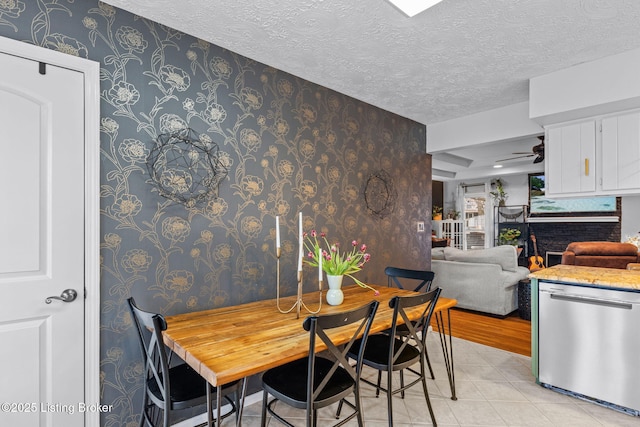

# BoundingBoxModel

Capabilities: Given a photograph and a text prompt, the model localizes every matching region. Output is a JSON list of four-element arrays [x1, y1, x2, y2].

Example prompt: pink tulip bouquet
[[303, 230, 378, 295]]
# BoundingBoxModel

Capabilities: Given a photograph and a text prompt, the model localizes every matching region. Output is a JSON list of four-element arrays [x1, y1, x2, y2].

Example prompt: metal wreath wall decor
[[364, 170, 397, 219], [146, 128, 228, 206]]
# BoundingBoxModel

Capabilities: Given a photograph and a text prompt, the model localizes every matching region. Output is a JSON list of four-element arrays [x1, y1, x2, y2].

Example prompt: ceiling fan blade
[[496, 154, 534, 162], [533, 155, 544, 164], [511, 152, 532, 154]]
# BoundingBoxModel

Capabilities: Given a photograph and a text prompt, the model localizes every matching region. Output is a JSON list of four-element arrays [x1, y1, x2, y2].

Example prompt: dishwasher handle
[[549, 292, 633, 310]]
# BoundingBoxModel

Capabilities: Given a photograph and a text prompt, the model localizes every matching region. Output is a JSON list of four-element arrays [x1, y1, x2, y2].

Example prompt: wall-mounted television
[[528, 174, 616, 214]]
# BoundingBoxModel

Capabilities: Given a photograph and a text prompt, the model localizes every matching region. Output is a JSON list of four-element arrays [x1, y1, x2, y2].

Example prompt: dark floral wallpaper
[[0, 1, 431, 425]]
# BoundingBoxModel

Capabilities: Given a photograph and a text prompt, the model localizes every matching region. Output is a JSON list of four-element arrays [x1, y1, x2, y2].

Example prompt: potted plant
[[498, 228, 521, 246], [303, 230, 378, 304], [432, 205, 443, 220], [490, 178, 508, 206]]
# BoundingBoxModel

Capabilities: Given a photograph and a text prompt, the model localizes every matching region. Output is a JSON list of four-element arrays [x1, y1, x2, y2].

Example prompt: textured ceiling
[[101, 0, 640, 179], [101, 0, 640, 125]]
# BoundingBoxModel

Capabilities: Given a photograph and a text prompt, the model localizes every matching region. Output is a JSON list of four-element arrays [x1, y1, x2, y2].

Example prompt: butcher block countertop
[[529, 265, 640, 290]]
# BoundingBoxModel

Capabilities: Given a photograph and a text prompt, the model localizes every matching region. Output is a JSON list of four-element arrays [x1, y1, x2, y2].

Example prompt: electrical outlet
[[417, 221, 425, 233]]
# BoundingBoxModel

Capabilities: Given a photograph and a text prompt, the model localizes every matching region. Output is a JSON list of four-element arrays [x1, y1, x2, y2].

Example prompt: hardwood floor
[[433, 308, 531, 356]]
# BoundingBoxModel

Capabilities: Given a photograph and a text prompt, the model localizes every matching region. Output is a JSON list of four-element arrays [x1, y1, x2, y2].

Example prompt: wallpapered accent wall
[[0, 1, 430, 425]]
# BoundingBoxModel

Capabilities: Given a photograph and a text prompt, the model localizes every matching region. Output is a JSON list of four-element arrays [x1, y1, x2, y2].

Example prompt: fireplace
[[526, 199, 622, 266], [545, 251, 563, 267]]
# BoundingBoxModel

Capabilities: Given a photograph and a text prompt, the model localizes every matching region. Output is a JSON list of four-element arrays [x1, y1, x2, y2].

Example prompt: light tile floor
[[238, 334, 639, 426]]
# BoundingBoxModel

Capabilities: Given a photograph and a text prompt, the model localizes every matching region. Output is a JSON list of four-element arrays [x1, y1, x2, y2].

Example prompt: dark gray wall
[[0, 1, 431, 424]]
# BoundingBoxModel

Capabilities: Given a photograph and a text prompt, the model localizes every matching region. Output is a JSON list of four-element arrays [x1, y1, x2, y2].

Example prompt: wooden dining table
[[163, 284, 457, 426]]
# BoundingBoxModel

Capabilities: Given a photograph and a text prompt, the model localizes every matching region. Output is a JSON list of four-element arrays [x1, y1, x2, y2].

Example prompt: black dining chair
[[385, 266, 436, 380], [260, 300, 379, 427], [128, 297, 242, 427], [385, 266, 435, 293], [341, 288, 442, 427]]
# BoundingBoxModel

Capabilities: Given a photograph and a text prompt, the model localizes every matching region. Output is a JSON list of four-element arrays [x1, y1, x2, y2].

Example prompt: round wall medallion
[[364, 170, 396, 218]]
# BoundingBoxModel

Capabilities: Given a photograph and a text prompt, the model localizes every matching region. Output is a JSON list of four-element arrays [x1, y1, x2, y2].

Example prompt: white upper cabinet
[[532, 49, 640, 197], [546, 120, 596, 196], [601, 111, 640, 192], [545, 110, 640, 197]]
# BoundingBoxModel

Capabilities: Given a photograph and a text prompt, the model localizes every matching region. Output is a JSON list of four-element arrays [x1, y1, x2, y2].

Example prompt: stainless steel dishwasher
[[539, 281, 640, 414]]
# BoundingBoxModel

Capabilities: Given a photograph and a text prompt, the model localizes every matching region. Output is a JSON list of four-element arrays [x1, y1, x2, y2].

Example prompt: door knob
[[45, 289, 78, 304]]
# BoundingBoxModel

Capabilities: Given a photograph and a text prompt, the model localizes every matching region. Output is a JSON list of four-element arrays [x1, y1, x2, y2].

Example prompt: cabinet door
[[546, 121, 596, 196], [601, 111, 640, 191]]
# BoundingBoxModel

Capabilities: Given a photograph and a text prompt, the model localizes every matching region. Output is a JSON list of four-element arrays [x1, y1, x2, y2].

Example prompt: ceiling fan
[[496, 136, 545, 164]]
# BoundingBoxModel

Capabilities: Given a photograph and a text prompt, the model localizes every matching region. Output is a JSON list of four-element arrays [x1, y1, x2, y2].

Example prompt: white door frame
[[0, 36, 100, 425]]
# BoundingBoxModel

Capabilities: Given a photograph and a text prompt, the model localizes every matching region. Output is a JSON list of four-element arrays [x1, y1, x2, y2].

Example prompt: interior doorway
[[0, 35, 100, 426], [460, 183, 488, 250]]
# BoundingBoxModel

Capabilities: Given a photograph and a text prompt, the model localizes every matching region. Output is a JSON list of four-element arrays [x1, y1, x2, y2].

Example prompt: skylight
[[387, 0, 444, 17]]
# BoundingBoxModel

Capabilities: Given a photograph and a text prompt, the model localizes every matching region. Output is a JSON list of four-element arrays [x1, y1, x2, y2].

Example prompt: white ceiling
[[431, 136, 545, 181], [101, 0, 640, 180]]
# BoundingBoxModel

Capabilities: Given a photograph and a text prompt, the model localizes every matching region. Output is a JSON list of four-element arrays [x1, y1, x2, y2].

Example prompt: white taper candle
[[275, 216, 280, 249], [298, 212, 303, 272]]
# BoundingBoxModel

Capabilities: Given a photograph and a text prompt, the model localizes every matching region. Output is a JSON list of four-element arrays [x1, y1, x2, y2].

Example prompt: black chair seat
[[394, 323, 410, 334], [352, 335, 420, 370], [261, 301, 379, 427], [147, 364, 240, 410], [147, 364, 206, 408], [262, 357, 355, 408], [128, 297, 242, 427]]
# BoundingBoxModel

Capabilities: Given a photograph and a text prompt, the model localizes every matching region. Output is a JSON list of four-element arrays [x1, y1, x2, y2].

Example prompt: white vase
[[325, 274, 344, 306]]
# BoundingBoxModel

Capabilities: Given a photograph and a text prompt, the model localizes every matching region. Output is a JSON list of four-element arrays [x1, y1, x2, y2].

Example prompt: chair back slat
[[303, 300, 379, 406], [388, 288, 442, 365], [128, 298, 172, 409], [385, 266, 434, 292]]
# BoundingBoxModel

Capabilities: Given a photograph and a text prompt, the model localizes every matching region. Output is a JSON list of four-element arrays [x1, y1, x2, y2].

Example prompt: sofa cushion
[[444, 245, 518, 272], [566, 241, 639, 257], [431, 247, 446, 260], [562, 241, 640, 269]]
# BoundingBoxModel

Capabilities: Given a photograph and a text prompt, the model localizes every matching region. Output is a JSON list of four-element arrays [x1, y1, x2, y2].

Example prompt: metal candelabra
[[275, 248, 322, 318]]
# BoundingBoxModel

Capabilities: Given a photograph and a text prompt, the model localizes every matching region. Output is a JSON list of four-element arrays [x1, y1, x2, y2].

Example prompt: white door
[[0, 51, 85, 426]]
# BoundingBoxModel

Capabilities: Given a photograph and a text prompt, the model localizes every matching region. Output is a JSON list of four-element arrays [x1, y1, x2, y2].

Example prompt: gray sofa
[[430, 245, 530, 316]]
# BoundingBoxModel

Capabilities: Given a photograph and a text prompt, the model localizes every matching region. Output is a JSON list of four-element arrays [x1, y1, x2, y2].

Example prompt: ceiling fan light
[[386, 0, 444, 17]]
